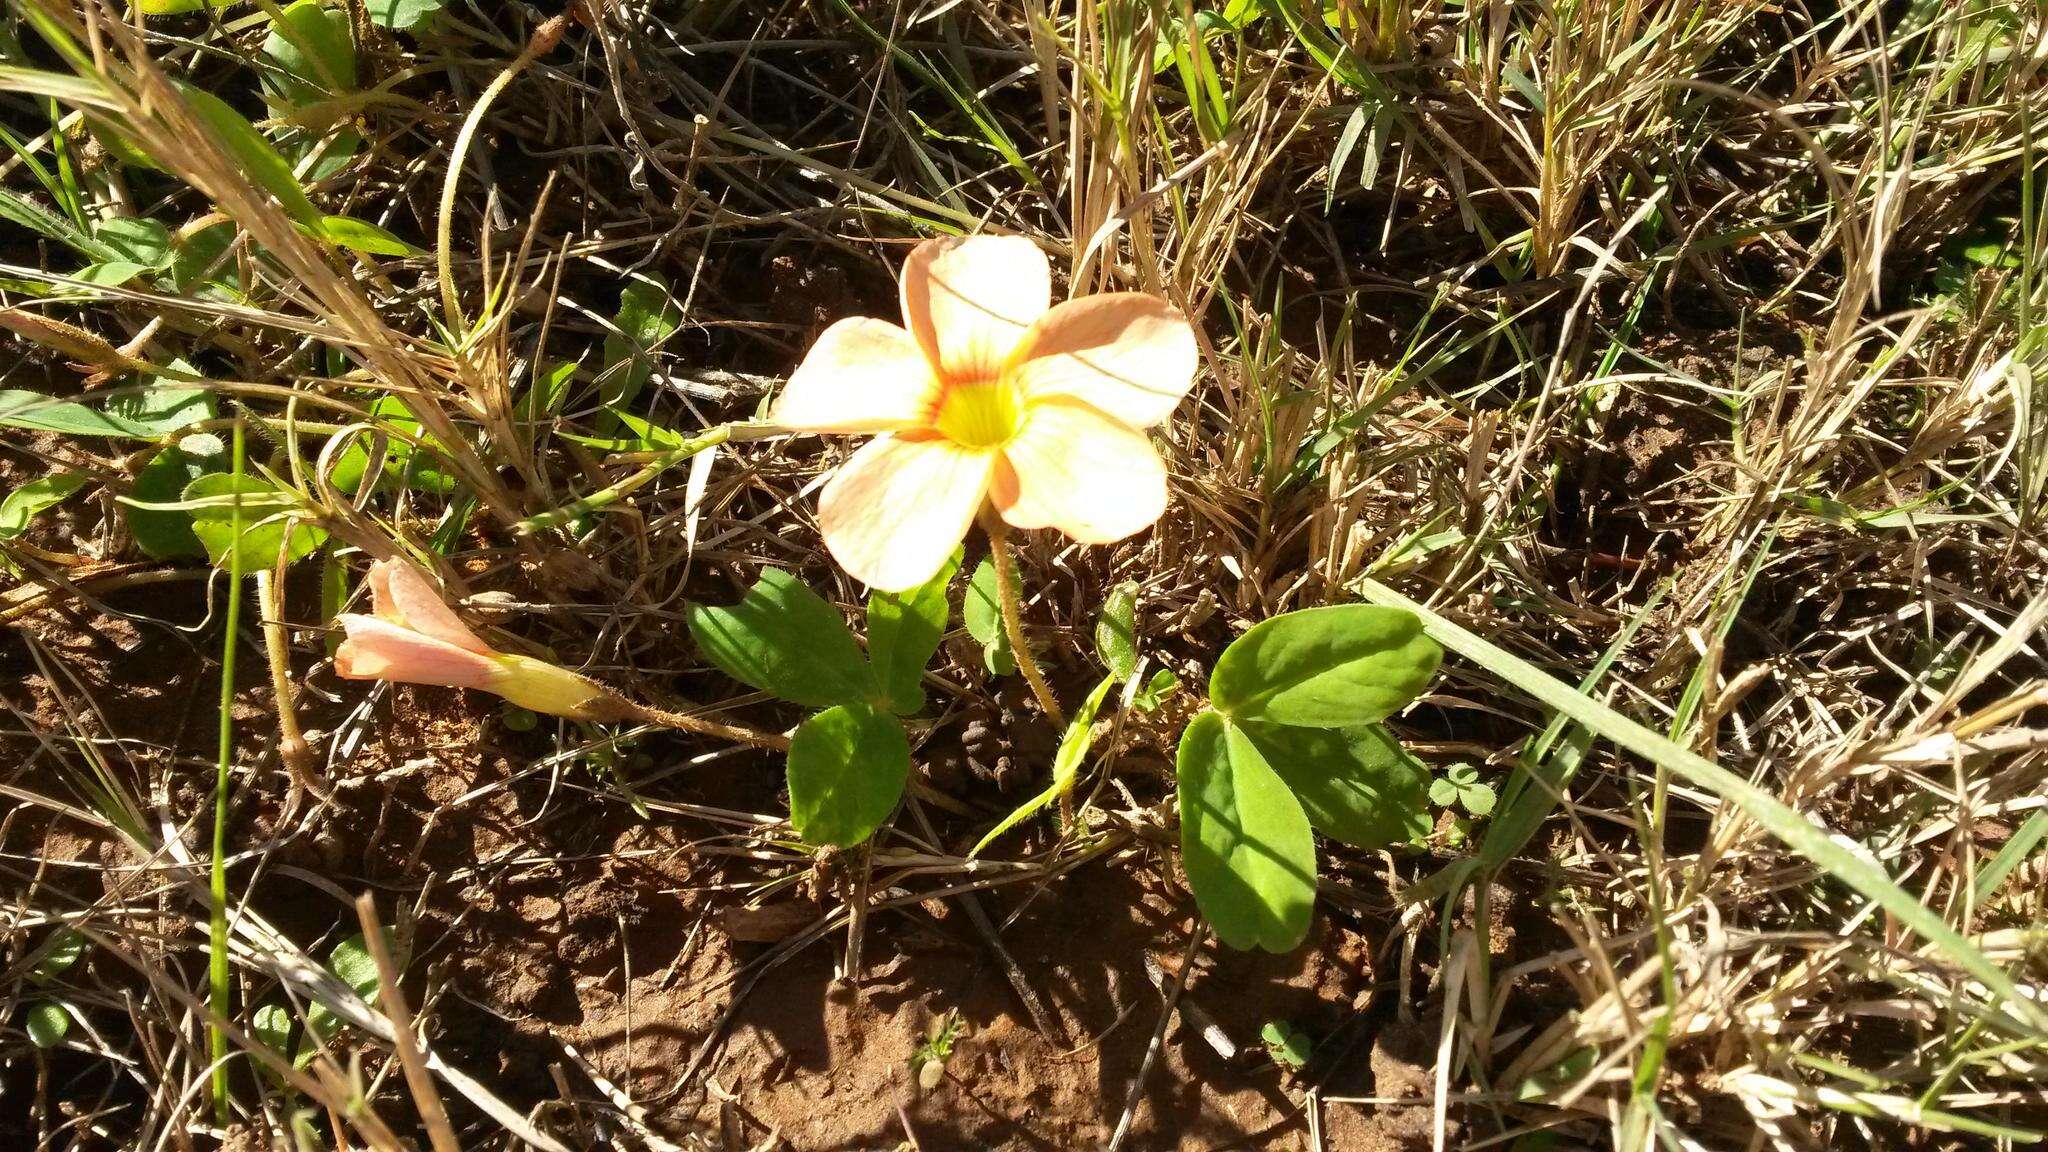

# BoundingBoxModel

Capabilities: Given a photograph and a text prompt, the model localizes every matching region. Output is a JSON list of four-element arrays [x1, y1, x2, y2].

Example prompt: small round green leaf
[[29, 928, 86, 983], [1460, 782, 1497, 818], [1209, 605, 1441, 728], [364, 0, 445, 31], [1176, 711, 1316, 953], [786, 703, 910, 848], [25, 1002, 70, 1048]]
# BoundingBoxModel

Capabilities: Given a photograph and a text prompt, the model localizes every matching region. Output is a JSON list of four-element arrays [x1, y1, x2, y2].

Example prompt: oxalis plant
[[686, 557, 1443, 955], [304, 230, 1452, 955], [1170, 605, 1441, 952]]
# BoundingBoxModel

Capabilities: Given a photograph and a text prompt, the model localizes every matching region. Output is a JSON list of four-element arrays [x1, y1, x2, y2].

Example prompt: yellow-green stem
[[207, 420, 245, 1122], [987, 521, 1066, 727], [256, 567, 327, 812]]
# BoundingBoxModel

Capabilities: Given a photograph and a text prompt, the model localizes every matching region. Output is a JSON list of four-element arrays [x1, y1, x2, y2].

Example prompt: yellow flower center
[[932, 377, 1024, 449]]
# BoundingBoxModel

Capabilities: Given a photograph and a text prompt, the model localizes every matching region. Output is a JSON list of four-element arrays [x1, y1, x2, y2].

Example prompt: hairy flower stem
[[257, 566, 329, 816], [987, 521, 1066, 727], [617, 703, 792, 752]]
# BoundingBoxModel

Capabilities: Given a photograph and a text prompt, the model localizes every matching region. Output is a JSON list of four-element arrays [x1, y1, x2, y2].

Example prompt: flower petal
[[367, 559, 494, 654], [771, 317, 940, 433], [334, 614, 503, 690], [992, 399, 1167, 544], [901, 235, 1050, 384], [820, 434, 994, 592], [1007, 293, 1198, 428]]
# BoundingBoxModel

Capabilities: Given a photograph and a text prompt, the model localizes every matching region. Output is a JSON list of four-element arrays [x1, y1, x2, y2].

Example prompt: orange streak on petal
[[992, 399, 1167, 545], [900, 235, 1050, 385], [772, 316, 940, 434], [1008, 293, 1199, 429], [820, 434, 995, 592]]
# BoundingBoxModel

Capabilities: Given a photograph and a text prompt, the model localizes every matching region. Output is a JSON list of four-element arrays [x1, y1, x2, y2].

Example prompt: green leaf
[[262, 0, 356, 111], [516, 358, 577, 423], [0, 473, 90, 539], [867, 550, 959, 714], [962, 558, 1015, 676], [1429, 777, 1459, 808], [252, 1002, 295, 1078], [600, 273, 683, 417], [1094, 581, 1140, 681], [171, 222, 246, 300], [181, 473, 327, 571], [972, 676, 1117, 856], [364, 0, 445, 30], [25, 1002, 69, 1048], [1176, 711, 1316, 952], [171, 82, 320, 224], [1135, 667, 1180, 712], [1209, 605, 1441, 728], [304, 929, 394, 1048], [126, 445, 212, 559], [29, 929, 86, 982], [786, 703, 910, 847], [328, 396, 456, 495], [107, 362, 215, 434], [93, 217, 173, 269], [73, 260, 150, 286], [0, 390, 161, 437], [306, 214, 418, 257], [1459, 782, 1496, 818], [253, 1002, 293, 1054], [1243, 722, 1432, 849], [687, 569, 873, 709], [1261, 1020, 1312, 1069]]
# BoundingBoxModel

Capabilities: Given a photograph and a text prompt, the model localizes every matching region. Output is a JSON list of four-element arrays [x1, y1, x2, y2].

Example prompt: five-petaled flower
[[335, 559, 617, 719], [772, 235, 1199, 592]]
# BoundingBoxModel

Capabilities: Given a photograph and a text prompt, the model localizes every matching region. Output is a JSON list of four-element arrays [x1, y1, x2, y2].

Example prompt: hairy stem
[[256, 567, 329, 815], [987, 521, 1066, 727], [615, 702, 792, 752]]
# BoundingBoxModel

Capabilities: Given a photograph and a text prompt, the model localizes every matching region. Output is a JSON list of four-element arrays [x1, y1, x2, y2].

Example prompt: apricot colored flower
[[335, 559, 614, 719], [772, 235, 1199, 592]]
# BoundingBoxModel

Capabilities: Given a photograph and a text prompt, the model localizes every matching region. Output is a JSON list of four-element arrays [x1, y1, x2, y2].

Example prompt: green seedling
[[1430, 762, 1497, 818], [909, 1011, 962, 1091], [20, 927, 86, 1049], [688, 557, 959, 848], [1173, 605, 1442, 952], [1261, 1019, 1313, 1070]]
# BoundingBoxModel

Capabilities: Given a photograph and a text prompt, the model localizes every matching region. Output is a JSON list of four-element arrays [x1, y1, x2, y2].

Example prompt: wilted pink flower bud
[[335, 560, 616, 719]]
